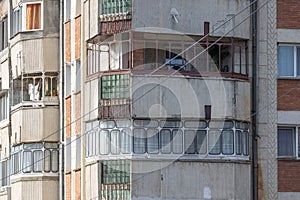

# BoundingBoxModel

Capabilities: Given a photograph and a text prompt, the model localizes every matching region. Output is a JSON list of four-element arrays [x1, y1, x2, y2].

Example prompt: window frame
[[277, 126, 299, 159], [277, 44, 300, 78], [0, 16, 8, 51], [12, 2, 43, 36]]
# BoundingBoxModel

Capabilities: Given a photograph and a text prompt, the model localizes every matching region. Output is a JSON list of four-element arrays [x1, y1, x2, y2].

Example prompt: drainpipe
[[59, 0, 65, 199], [251, 0, 258, 200]]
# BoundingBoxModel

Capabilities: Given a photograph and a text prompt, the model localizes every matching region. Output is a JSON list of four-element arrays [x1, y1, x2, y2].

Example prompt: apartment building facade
[[0, 0, 61, 199], [0, 0, 299, 199]]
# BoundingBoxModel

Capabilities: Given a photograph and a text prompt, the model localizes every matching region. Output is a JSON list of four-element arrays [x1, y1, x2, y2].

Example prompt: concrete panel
[[89, 0, 99, 38], [11, 177, 58, 200], [43, 0, 60, 35], [85, 163, 99, 200], [89, 78, 99, 120], [0, 0, 8, 15], [132, 0, 250, 39], [278, 111, 300, 125], [0, 126, 10, 158], [132, 160, 251, 200], [83, 1, 90, 40], [278, 29, 300, 43], [278, 192, 300, 200], [0, 60, 9, 89], [132, 76, 250, 120], [43, 38, 59, 72], [11, 106, 59, 143]]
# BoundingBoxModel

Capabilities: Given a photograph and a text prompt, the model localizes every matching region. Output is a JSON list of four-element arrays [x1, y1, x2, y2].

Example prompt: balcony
[[87, 31, 248, 79]]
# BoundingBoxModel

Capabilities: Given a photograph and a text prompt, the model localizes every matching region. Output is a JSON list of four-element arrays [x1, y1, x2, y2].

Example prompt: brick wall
[[277, 79, 300, 110], [65, 22, 71, 62], [75, 93, 81, 135], [75, 171, 81, 200], [65, 173, 71, 200], [66, 96, 71, 138], [277, 0, 300, 29], [278, 160, 300, 192], [75, 16, 81, 59]]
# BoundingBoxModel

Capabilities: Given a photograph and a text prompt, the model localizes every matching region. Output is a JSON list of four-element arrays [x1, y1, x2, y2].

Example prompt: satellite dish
[[170, 8, 179, 24]]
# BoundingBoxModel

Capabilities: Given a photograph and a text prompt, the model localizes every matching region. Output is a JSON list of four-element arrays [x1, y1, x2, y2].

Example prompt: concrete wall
[[85, 163, 99, 200], [11, 38, 59, 78], [132, 160, 251, 200], [132, 75, 250, 120], [279, 192, 300, 200], [0, 0, 8, 16], [11, 177, 58, 200], [84, 77, 99, 121], [83, 0, 99, 40], [132, 0, 250, 38], [0, 52, 9, 90], [11, 106, 59, 143]]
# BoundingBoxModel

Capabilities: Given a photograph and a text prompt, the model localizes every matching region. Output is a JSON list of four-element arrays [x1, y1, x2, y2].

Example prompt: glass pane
[[133, 129, 146, 154], [100, 120, 115, 129], [116, 120, 131, 128], [236, 130, 242, 155], [111, 130, 120, 154], [160, 120, 182, 128], [278, 128, 295, 157], [44, 150, 51, 172], [278, 46, 294, 76], [45, 143, 59, 149], [184, 130, 196, 154], [222, 130, 234, 155], [100, 130, 110, 155], [172, 130, 183, 154], [209, 121, 233, 129], [208, 130, 221, 155], [23, 151, 32, 173], [208, 44, 220, 72], [147, 129, 159, 154], [242, 131, 249, 156], [33, 150, 43, 172], [121, 129, 132, 154], [133, 120, 158, 128], [184, 120, 207, 129], [144, 41, 157, 70], [161, 129, 171, 154], [196, 130, 207, 154], [220, 45, 232, 73], [51, 150, 59, 172]]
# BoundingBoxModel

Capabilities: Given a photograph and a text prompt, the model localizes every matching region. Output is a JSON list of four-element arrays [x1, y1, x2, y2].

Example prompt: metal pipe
[[59, 0, 65, 198], [251, 0, 258, 200]]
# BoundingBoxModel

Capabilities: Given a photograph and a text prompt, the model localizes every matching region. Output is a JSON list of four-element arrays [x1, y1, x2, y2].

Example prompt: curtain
[[196, 130, 207, 154], [208, 130, 221, 154], [33, 150, 43, 172], [278, 46, 294, 76], [222, 130, 234, 155], [147, 129, 159, 154], [133, 129, 146, 153], [173, 130, 183, 154], [26, 4, 41, 30], [278, 129, 295, 157]]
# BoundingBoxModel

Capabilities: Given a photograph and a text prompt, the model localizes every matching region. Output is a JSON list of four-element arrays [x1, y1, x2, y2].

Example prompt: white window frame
[[12, 2, 43, 35], [278, 44, 300, 78], [278, 126, 300, 159]]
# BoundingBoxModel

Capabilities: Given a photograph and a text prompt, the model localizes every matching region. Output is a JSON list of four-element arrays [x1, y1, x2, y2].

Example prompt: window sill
[[10, 173, 59, 183], [277, 157, 300, 161], [277, 77, 300, 80]]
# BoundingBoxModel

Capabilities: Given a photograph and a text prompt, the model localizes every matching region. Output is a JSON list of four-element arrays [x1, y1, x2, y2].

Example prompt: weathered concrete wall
[[257, 0, 278, 199], [85, 163, 99, 200], [132, 0, 250, 39], [11, 106, 59, 143], [132, 160, 251, 200], [0, 53, 9, 89], [11, 38, 59, 77], [278, 192, 300, 200], [84, 77, 99, 121], [11, 177, 58, 200], [132, 75, 250, 121]]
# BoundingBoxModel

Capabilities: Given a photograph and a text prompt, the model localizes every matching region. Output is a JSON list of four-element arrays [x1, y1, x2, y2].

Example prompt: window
[[0, 91, 8, 122], [85, 119, 249, 158], [11, 143, 59, 175], [101, 0, 132, 15], [12, 73, 59, 105], [65, 64, 71, 97], [87, 35, 130, 75], [0, 159, 9, 187], [278, 127, 300, 158], [101, 74, 130, 99], [278, 45, 300, 77], [12, 2, 42, 35], [75, 59, 81, 92], [0, 16, 8, 51], [101, 160, 130, 200]]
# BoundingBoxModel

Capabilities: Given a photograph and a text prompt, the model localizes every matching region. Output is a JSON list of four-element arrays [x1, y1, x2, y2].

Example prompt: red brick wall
[[278, 79, 300, 110], [65, 173, 71, 200], [277, 0, 300, 29], [75, 93, 81, 135], [75, 171, 81, 200], [66, 96, 71, 138], [278, 160, 300, 192], [65, 22, 71, 62], [75, 16, 81, 59]]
